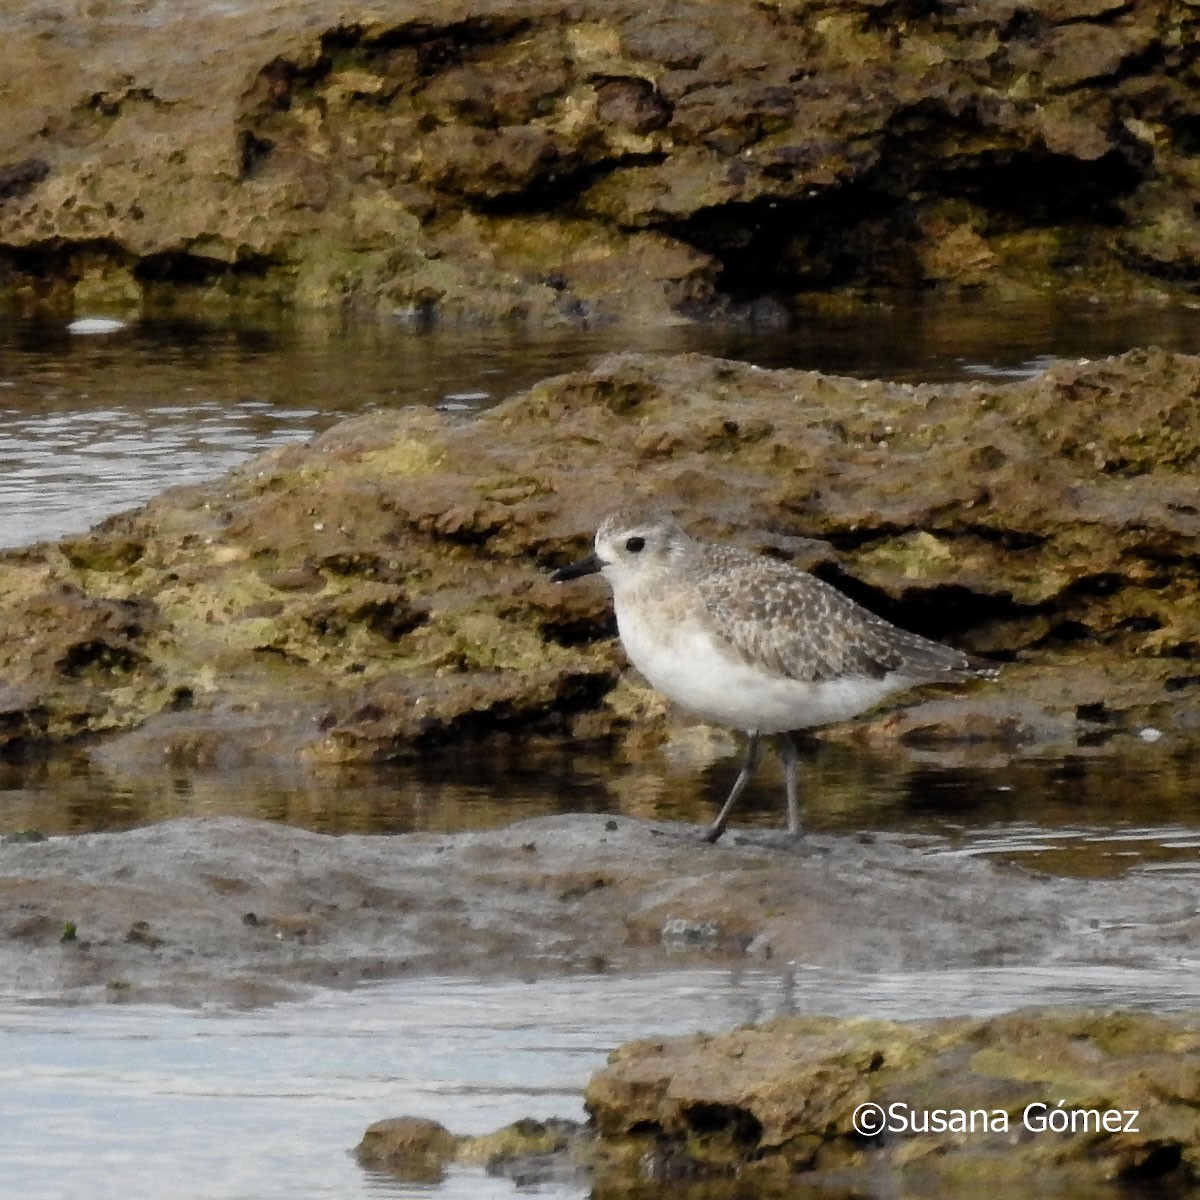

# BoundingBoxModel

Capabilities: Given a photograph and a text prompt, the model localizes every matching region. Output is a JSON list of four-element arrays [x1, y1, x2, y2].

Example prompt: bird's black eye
[[625, 536, 646, 553]]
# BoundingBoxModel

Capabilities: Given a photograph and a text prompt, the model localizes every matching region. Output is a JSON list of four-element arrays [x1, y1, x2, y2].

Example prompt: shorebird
[[552, 510, 998, 842]]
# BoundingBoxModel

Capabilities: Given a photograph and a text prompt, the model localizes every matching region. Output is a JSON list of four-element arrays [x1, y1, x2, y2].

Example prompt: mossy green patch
[[356, 437, 444, 478]]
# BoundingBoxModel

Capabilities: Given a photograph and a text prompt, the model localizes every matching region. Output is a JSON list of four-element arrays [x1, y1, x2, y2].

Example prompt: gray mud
[[2, 814, 1194, 1007]]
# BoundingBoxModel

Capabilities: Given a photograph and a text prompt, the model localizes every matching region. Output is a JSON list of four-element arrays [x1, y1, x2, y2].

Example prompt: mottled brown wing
[[693, 546, 987, 683]]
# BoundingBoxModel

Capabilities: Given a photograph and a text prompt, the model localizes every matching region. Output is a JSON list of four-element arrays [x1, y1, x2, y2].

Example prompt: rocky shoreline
[[4, 805, 1197, 1191], [2, 0, 1199, 323], [4, 3, 1200, 1191], [3, 347, 1200, 771], [1, 341, 1199, 1191], [358, 1007, 1200, 1196]]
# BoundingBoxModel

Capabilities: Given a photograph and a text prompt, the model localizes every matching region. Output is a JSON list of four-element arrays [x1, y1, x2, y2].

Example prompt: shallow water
[[4, 298, 1200, 546], [5, 962, 1200, 1200], [3, 735, 1198, 879], [4, 299, 1200, 1196]]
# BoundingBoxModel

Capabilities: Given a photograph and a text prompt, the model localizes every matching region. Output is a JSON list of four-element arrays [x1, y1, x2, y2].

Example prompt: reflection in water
[[4, 964, 1200, 1200], [4, 298, 1200, 545], [2, 735, 1198, 879]]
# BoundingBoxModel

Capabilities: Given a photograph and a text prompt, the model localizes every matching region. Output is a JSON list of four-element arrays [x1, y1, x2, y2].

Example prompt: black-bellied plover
[[552, 510, 999, 843]]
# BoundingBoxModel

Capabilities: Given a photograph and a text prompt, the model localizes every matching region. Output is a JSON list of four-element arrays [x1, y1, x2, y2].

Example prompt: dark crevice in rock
[[242, 14, 537, 126], [960, 525, 1049, 552], [1117, 1140, 1184, 1181], [681, 1102, 764, 1148], [812, 569, 1030, 645], [410, 671, 619, 749], [818, 526, 926, 554], [87, 86, 168, 119], [0, 705, 52, 759], [1118, 236, 1200, 284], [468, 153, 669, 216], [664, 100, 1150, 296], [326, 14, 536, 70], [238, 130, 276, 179], [540, 611, 618, 649], [55, 639, 147, 679], [133, 251, 279, 285], [670, 189, 906, 296], [5, 236, 132, 277], [304, 596, 428, 644], [1126, 548, 1200, 571], [1046, 40, 1168, 98], [626, 1120, 665, 1137], [0, 157, 50, 202], [1118, 614, 1162, 634], [1173, 114, 1200, 157], [861, 0, 961, 32], [1030, 618, 1095, 647], [1062, 572, 1127, 598], [909, 145, 1147, 227]]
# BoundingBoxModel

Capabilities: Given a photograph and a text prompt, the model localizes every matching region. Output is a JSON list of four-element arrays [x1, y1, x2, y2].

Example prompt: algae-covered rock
[[355, 1116, 589, 1190], [354, 1115, 460, 1181], [357, 1008, 1200, 1196], [581, 1009, 1200, 1192], [457, 1115, 586, 1189], [1, 0, 1199, 322], [3, 347, 1200, 762]]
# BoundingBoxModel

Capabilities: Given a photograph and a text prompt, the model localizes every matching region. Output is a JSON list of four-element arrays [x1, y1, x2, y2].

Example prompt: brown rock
[[355, 1116, 459, 1182], [0, 0, 1198, 321], [259, 567, 325, 593], [583, 1009, 1200, 1188], [3, 348, 1200, 761], [1036, 23, 1147, 91]]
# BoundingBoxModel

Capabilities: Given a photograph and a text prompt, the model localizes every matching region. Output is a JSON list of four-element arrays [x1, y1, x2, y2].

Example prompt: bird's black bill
[[550, 552, 604, 582]]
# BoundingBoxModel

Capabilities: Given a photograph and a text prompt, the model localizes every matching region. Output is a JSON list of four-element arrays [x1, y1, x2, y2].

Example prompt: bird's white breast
[[614, 592, 909, 734]]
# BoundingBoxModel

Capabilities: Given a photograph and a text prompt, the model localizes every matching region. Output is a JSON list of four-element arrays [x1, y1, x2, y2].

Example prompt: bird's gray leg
[[703, 733, 763, 844], [775, 732, 802, 836]]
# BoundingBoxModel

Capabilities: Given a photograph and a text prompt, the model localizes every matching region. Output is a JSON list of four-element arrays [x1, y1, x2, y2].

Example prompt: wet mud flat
[[1, 812, 1195, 1007], [13, 810, 1191, 1198]]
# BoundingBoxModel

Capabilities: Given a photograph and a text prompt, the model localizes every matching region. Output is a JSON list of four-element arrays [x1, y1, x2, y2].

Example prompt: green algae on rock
[[1, 0, 1200, 323], [578, 1009, 1200, 1193], [355, 1115, 460, 1182], [357, 1116, 588, 1190], [3, 348, 1200, 762], [353, 1009, 1200, 1196]]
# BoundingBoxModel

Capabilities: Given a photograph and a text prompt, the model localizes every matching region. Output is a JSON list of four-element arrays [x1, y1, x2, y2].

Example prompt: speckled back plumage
[[691, 540, 994, 685]]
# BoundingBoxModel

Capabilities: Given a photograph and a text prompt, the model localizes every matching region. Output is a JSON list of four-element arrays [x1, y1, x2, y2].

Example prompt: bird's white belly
[[615, 602, 908, 734]]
